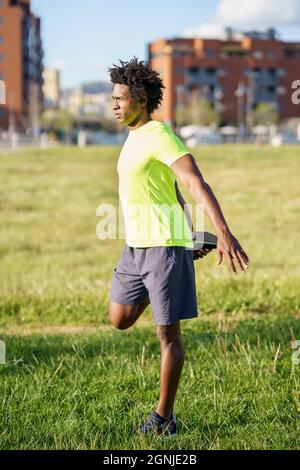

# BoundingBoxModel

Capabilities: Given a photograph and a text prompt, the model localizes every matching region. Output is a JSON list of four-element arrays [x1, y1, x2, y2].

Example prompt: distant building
[[61, 81, 113, 118], [43, 69, 61, 109], [0, 0, 44, 131], [148, 28, 300, 126]]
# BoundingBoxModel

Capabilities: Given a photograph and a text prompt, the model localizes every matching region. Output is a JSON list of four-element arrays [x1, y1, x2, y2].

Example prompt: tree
[[250, 102, 279, 126], [41, 109, 74, 142], [175, 89, 219, 127]]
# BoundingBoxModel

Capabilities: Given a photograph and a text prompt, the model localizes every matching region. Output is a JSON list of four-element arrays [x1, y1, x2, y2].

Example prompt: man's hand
[[193, 247, 213, 260], [216, 230, 250, 275]]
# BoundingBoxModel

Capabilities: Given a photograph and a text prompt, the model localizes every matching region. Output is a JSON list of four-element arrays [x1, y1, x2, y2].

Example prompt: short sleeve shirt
[[117, 120, 194, 248]]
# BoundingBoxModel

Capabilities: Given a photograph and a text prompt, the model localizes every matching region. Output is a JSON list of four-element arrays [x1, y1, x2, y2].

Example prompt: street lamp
[[235, 81, 247, 141]]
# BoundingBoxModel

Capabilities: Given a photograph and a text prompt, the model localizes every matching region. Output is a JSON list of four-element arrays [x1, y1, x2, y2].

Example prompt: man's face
[[112, 84, 146, 126]]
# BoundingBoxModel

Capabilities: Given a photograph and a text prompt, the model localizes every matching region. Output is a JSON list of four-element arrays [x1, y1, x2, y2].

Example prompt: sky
[[31, 0, 300, 90]]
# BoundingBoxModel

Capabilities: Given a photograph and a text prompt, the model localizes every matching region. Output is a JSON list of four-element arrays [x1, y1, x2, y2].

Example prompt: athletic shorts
[[110, 243, 198, 326]]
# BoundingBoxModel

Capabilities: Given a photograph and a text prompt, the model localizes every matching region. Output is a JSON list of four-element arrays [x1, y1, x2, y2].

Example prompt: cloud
[[214, 0, 300, 28], [183, 0, 300, 38], [183, 23, 227, 39]]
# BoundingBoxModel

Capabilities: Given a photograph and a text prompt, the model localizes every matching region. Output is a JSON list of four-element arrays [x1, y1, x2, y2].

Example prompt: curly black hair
[[108, 56, 165, 114]]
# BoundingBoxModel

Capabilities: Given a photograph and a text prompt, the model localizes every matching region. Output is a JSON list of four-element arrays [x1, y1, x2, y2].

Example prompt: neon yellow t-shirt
[[117, 120, 194, 248]]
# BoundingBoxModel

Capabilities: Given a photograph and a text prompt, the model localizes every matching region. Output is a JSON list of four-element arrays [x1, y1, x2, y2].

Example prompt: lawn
[[0, 144, 299, 449]]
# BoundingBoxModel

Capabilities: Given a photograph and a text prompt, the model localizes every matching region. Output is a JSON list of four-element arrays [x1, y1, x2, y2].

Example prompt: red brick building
[[0, 0, 43, 131], [148, 29, 300, 126]]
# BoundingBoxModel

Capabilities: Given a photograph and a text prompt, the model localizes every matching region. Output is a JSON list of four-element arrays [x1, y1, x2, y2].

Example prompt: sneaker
[[138, 411, 177, 436]]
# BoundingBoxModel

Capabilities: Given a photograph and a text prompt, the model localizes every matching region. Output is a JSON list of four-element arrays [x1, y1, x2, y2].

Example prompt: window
[[217, 69, 226, 77], [267, 51, 275, 59], [284, 49, 298, 58], [0, 71, 4, 80], [0, 17, 3, 26], [277, 68, 286, 77], [0, 36, 3, 44], [253, 51, 263, 59], [204, 48, 214, 57], [0, 53, 4, 63]]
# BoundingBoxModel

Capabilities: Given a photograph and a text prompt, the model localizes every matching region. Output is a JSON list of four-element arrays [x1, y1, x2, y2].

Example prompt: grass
[[0, 144, 300, 449]]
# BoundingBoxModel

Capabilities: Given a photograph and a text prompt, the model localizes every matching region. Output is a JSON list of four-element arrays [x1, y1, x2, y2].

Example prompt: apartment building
[[148, 29, 300, 126], [0, 0, 43, 131]]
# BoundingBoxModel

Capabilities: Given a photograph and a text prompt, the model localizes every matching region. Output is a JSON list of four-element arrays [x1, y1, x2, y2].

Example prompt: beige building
[[43, 68, 61, 109], [62, 82, 113, 118]]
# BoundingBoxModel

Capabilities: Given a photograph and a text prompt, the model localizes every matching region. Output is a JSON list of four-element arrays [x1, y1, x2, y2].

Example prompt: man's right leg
[[109, 297, 150, 330]]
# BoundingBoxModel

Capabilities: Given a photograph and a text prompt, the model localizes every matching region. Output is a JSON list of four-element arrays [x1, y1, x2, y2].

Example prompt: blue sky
[[31, 0, 300, 89]]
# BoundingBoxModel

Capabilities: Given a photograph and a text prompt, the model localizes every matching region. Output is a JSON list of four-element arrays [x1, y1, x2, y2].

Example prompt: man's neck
[[128, 115, 152, 131]]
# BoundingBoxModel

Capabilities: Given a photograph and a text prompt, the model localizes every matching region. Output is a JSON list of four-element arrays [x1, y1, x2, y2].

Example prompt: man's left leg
[[155, 321, 185, 420]]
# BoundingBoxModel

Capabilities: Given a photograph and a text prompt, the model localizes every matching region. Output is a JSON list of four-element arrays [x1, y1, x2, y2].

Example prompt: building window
[[283, 49, 300, 58], [267, 51, 275, 59], [0, 53, 4, 63], [253, 51, 263, 59], [277, 68, 286, 77], [217, 69, 226, 77], [0, 71, 3, 80], [0, 17, 3, 26], [0, 36, 3, 44], [0, 1, 3, 8], [204, 49, 214, 57]]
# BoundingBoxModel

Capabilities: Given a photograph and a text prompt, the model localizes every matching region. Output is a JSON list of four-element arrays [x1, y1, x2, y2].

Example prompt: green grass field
[[0, 144, 299, 449]]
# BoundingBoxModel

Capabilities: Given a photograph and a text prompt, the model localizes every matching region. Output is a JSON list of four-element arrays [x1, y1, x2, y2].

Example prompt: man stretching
[[108, 57, 249, 436]]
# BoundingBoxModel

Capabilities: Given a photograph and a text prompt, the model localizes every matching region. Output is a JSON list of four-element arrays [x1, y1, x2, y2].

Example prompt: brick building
[[0, 0, 43, 131], [148, 29, 300, 126]]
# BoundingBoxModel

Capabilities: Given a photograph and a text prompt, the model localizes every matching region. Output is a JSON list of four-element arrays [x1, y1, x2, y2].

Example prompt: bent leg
[[109, 297, 150, 330]]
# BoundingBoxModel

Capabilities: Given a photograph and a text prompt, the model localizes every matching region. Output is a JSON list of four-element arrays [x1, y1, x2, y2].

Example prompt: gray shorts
[[110, 244, 198, 326]]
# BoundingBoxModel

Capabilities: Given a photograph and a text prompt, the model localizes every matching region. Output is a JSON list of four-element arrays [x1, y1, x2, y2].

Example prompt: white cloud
[[183, 23, 227, 39], [215, 0, 300, 28], [183, 0, 300, 38]]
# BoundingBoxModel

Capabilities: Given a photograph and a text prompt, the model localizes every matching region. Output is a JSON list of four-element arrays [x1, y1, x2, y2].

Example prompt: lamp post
[[235, 81, 246, 142]]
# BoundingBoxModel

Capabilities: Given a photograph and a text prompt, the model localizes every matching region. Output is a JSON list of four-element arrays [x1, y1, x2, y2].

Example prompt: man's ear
[[139, 95, 148, 108]]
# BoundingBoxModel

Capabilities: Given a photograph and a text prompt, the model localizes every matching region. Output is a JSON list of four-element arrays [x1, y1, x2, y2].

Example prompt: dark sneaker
[[138, 411, 177, 436]]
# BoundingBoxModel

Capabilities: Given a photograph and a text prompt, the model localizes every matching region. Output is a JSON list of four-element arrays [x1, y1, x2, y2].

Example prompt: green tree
[[175, 90, 219, 127], [41, 109, 74, 141], [250, 102, 279, 126]]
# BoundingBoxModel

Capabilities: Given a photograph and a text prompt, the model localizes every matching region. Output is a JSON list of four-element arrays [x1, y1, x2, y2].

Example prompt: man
[[108, 57, 249, 436]]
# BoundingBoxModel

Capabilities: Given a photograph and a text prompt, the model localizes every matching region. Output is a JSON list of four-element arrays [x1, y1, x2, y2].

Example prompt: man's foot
[[138, 411, 176, 436]]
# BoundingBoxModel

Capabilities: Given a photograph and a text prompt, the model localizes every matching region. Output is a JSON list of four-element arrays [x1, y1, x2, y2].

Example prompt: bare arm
[[171, 154, 250, 274], [174, 180, 193, 231], [175, 180, 213, 260]]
